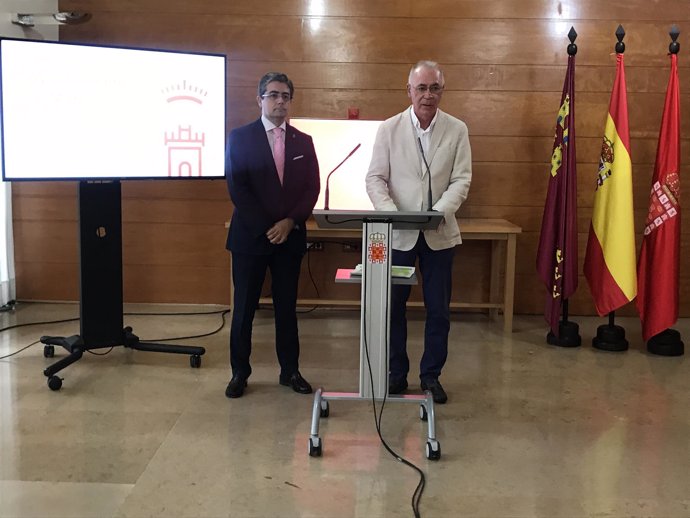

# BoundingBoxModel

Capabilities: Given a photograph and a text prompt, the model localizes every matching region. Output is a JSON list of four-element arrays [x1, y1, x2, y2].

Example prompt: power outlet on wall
[[342, 243, 359, 252], [307, 241, 324, 251]]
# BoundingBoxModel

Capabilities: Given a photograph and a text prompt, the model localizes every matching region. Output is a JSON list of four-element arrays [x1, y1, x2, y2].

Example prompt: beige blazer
[[365, 107, 472, 251]]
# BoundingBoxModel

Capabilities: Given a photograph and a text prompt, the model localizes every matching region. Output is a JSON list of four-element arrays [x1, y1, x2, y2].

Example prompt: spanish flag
[[636, 53, 681, 341], [583, 53, 637, 315]]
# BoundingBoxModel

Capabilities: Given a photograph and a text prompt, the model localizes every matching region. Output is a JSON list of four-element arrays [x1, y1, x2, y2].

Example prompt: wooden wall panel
[[9, 0, 687, 317], [515, 273, 690, 317], [15, 261, 79, 301], [123, 264, 229, 304], [225, 61, 681, 94], [61, 0, 690, 22]]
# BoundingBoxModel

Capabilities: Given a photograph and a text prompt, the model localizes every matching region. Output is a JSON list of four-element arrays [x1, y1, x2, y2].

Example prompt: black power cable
[[360, 241, 426, 518], [0, 339, 40, 360], [0, 307, 232, 359]]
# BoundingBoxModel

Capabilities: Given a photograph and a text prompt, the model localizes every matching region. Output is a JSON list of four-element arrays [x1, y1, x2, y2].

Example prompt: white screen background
[[290, 118, 382, 210], [1, 40, 226, 180]]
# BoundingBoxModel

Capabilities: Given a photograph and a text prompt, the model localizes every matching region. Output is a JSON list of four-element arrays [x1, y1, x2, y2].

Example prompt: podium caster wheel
[[43, 345, 55, 358], [308, 436, 322, 457], [426, 440, 441, 461], [420, 404, 428, 421], [320, 400, 330, 418], [190, 355, 201, 368], [47, 376, 63, 391]]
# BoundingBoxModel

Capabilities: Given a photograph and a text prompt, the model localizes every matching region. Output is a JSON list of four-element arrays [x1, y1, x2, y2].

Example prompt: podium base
[[547, 321, 581, 347], [592, 324, 628, 352], [647, 328, 684, 356], [309, 388, 441, 460]]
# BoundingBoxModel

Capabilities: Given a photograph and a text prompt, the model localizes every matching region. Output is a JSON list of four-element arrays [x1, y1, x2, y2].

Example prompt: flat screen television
[[290, 118, 382, 210], [0, 38, 226, 181]]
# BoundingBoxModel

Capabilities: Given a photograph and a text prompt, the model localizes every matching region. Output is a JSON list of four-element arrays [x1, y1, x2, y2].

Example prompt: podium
[[308, 209, 444, 460]]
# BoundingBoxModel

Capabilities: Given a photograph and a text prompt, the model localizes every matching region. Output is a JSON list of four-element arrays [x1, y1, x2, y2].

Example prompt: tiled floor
[[1, 302, 689, 517]]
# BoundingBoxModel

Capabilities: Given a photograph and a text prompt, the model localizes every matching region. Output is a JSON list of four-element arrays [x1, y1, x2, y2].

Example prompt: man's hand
[[266, 218, 295, 244]]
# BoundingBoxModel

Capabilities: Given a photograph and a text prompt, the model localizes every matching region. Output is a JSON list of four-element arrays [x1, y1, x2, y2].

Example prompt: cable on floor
[[0, 340, 40, 360], [361, 241, 426, 518], [0, 307, 232, 358]]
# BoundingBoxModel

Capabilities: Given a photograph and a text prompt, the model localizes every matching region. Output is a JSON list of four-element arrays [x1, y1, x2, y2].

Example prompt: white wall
[[0, 0, 57, 459], [0, 0, 58, 306], [0, 0, 59, 40]]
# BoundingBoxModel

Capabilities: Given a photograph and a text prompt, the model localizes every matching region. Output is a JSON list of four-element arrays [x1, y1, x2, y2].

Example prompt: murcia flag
[[536, 54, 578, 336], [636, 53, 681, 340], [584, 53, 637, 315]]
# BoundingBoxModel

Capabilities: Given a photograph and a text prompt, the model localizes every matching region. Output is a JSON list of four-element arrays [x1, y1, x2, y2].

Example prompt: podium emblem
[[367, 232, 387, 264]]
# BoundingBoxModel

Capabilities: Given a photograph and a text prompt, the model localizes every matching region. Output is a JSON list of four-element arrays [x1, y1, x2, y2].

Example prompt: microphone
[[417, 137, 434, 211], [324, 143, 361, 210]]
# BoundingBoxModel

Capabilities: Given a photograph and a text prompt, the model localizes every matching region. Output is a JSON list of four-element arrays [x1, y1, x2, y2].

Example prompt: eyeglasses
[[411, 84, 444, 95], [261, 91, 291, 102]]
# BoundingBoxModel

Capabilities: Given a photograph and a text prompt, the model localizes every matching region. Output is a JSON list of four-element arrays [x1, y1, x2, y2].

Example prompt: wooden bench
[[228, 217, 522, 333]]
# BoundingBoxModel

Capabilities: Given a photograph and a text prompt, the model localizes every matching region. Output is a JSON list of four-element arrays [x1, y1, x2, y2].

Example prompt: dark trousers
[[390, 233, 455, 382], [229, 247, 304, 378]]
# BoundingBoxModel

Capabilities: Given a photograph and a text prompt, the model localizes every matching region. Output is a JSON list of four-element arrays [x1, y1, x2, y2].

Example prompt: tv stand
[[40, 181, 205, 391]]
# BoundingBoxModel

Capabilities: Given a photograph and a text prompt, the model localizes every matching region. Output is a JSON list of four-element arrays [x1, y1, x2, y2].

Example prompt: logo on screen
[[162, 80, 208, 104], [163, 80, 208, 176], [164, 126, 205, 176]]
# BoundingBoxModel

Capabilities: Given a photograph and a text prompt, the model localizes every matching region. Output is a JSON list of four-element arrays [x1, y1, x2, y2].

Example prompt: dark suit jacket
[[225, 118, 320, 255]]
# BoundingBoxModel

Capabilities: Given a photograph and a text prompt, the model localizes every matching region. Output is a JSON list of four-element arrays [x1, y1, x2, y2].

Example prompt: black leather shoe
[[279, 371, 312, 394], [225, 374, 248, 398], [421, 379, 448, 404], [388, 377, 408, 395]]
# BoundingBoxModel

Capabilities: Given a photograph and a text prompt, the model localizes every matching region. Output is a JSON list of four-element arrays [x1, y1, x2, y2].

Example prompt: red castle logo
[[162, 80, 208, 104], [163, 80, 208, 176], [165, 126, 205, 176]]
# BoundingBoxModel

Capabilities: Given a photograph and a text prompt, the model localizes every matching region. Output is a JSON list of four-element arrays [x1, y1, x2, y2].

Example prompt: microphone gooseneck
[[417, 137, 433, 211], [324, 143, 362, 210]]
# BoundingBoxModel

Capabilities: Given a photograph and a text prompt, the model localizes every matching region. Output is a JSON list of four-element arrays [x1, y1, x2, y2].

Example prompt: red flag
[[636, 53, 681, 341], [536, 54, 578, 336]]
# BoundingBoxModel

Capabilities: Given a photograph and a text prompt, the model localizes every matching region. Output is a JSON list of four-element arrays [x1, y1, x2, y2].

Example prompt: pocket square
[[292, 155, 304, 161]]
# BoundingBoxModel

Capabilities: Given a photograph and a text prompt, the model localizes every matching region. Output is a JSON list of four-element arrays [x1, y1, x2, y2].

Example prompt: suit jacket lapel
[[403, 112, 425, 179], [427, 110, 447, 166]]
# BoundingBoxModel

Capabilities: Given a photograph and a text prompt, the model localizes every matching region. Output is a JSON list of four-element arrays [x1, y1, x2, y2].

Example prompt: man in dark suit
[[224, 72, 320, 398]]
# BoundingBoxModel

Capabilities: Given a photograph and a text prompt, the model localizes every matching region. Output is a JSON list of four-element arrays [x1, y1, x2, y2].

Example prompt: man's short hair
[[258, 72, 294, 99], [408, 61, 445, 86]]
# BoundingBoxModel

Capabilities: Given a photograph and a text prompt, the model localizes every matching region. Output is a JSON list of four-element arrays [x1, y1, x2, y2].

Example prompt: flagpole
[[547, 27, 582, 348], [591, 26, 631, 353], [645, 26, 684, 357]]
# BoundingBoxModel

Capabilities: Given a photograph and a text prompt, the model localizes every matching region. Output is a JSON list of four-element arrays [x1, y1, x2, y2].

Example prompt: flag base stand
[[592, 324, 628, 352], [547, 320, 581, 347], [647, 329, 684, 356]]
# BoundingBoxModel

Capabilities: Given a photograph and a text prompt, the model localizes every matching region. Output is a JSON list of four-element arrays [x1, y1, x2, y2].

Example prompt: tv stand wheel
[[47, 376, 63, 391], [43, 345, 55, 358], [190, 355, 201, 368]]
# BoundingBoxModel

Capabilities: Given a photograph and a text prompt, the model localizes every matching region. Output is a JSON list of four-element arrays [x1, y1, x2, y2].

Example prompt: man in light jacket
[[366, 60, 472, 404]]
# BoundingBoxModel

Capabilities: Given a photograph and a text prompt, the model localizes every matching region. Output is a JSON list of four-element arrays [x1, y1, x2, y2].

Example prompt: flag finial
[[615, 25, 626, 54], [669, 25, 680, 54], [567, 26, 578, 55]]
